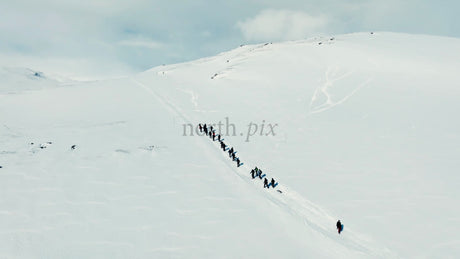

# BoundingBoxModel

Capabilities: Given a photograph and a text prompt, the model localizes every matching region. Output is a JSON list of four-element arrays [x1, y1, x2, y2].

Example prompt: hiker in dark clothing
[[336, 220, 343, 234], [199, 124, 203, 132], [264, 178, 269, 188], [236, 158, 240, 167], [229, 147, 234, 154], [217, 134, 221, 142], [250, 169, 256, 179], [212, 132, 216, 141], [258, 169, 263, 179], [231, 152, 236, 161], [204, 124, 208, 134], [270, 178, 275, 188]]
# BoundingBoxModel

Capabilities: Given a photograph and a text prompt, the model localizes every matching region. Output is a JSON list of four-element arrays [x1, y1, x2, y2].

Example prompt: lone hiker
[[336, 220, 343, 234]]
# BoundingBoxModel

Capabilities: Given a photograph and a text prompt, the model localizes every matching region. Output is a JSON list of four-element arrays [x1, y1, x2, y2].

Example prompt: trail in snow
[[309, 66, 374, 114], [132, 78, 395, 257], [178, 89, 199, 110]]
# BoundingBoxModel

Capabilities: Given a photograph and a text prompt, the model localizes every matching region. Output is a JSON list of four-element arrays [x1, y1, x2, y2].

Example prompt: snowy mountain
[[1, 32, 459, 258]]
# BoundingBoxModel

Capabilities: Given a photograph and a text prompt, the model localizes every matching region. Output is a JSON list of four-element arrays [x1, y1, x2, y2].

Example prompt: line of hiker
[[199, 123, 279, 191], [199, 123, 341, 234], [251, 167, 277, 189], [199, 123, 241, 167]]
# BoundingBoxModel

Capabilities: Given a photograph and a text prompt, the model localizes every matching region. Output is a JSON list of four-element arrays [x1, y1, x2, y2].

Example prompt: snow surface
[[1, 32, 459, 258]]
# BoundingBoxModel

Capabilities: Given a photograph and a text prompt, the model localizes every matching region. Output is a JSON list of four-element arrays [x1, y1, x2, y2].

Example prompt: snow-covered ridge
[[0, 66, 77, 94]]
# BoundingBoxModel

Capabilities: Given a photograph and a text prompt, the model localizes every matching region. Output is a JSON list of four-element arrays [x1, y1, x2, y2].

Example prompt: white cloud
[[237, 9, 328, 42]]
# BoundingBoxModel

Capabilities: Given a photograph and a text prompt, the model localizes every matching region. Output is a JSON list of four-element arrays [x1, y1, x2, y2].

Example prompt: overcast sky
[[1, 0, 459, 79]]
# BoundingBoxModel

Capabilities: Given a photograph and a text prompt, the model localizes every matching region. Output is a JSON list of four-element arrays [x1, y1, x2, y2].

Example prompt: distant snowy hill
[[1, 32, 459, 258], [0, 67, 73, 94]]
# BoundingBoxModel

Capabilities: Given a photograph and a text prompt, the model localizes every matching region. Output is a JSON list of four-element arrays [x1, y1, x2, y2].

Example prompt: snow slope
[[0, 67, 73, 94], [1, 32, 459, 258]]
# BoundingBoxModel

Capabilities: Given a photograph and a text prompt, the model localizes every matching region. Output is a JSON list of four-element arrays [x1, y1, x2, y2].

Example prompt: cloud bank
[[237, 9, 328, 41]]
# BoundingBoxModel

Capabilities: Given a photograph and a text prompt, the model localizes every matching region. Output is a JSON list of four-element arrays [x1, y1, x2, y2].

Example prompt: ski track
[[309, 66, 374, 115], [178, 89, 199, 109], [132, 78, 395, 257]]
